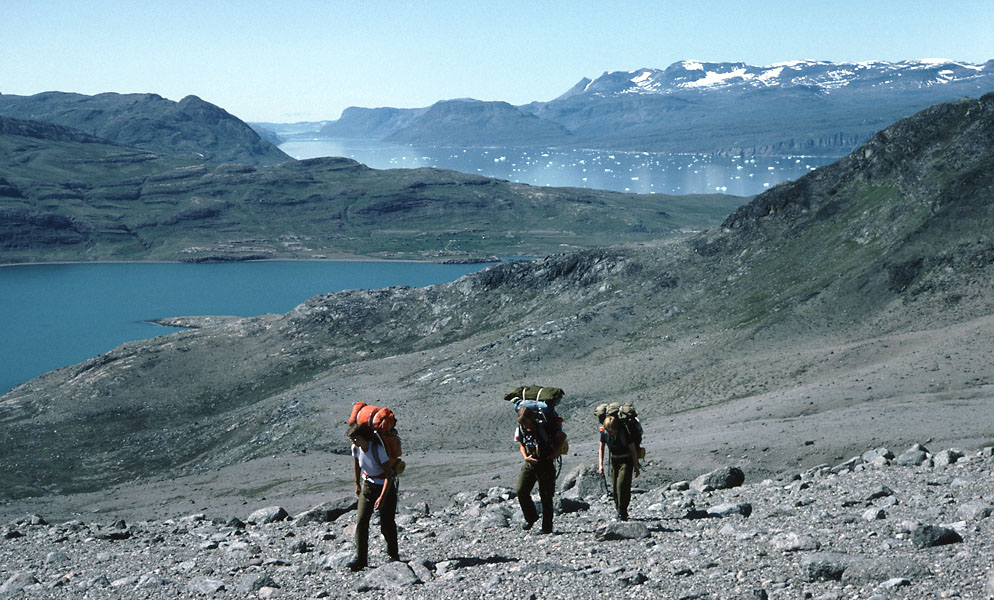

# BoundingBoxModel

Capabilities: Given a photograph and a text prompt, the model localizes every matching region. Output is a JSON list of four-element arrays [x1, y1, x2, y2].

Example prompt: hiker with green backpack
[[596, 402, 644, 521]]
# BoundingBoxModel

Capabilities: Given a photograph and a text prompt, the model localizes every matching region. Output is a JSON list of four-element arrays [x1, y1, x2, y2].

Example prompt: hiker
[[347, 422, 399, 571], [598, 415, 640, 520], [514, 405, 560, 534]]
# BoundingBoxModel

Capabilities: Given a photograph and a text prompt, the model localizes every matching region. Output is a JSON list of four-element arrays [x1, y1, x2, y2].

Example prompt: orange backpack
[[349, 402, 405, 474]]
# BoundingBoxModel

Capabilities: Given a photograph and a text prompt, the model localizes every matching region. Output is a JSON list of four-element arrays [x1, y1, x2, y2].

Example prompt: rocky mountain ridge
[[305, 59, 994, 155], [0, 91, 291, 165]]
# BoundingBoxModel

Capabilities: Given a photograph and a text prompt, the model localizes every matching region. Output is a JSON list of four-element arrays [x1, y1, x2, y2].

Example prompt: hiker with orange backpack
[[346, 421, 399, 571]]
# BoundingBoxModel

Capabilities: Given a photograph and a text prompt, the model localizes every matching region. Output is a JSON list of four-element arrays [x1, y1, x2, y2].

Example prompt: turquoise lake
[[0, 261, 490, 394]]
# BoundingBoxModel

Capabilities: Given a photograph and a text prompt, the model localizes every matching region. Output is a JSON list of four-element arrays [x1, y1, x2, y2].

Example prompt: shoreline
[[0, 255, 512, 268]]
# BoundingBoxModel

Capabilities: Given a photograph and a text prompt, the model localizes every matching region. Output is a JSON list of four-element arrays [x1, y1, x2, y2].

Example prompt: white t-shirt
[[352, 441, 390, 485]]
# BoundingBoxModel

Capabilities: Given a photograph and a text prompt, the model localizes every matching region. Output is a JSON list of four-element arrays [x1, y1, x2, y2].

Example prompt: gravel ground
[[3, 444, 993, 599]]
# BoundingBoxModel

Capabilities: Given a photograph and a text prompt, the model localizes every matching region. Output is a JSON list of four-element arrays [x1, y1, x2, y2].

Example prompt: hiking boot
[[346, 558, 367, 572], [539, 526, 554, 535], [521, 520, 536, 531]]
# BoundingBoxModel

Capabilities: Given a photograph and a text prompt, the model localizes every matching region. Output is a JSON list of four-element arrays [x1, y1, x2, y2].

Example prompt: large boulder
[[559, 463, 608, 500], [911, 525, 963, 548], [691, 466, 745, 492], [294, 498, 358, 524], [895, 443, 930, 466], [247, 506, 290, 524]]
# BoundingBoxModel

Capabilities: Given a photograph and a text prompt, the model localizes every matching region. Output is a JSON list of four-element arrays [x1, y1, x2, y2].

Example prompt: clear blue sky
[[3, 1, 992, 123]]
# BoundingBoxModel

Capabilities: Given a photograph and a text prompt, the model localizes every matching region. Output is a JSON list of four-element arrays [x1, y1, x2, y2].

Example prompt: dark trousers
[[610, 455, 634, 519], [516, 459, 556, 531], [355, 479, 398, 563]]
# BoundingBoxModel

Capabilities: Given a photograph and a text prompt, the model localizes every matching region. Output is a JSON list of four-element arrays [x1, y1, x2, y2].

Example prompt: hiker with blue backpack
[[507, 386, 568, 535]]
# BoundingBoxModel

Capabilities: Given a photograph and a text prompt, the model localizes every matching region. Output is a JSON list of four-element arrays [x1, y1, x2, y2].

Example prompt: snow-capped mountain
[[562, 59, 992, 99], [319, 59, 994, 156]]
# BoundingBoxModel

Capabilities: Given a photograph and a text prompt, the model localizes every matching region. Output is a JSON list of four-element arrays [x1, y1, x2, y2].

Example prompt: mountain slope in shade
[[0, 91, 292, 165], [0, 114, 743, 263]]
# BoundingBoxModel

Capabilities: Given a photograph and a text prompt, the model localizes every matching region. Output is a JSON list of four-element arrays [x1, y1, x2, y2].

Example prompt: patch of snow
[[631, 71, 654, 84], [680, 67, 753, 88], [757, 67, 785, 85]]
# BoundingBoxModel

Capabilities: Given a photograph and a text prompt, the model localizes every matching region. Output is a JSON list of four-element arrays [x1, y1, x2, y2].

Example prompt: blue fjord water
[[279, 139, 836, 197], [0, 261, 488, 394]]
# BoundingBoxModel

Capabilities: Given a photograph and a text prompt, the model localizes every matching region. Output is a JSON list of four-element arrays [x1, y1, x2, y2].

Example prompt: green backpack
[[595, 401, 644, 458]]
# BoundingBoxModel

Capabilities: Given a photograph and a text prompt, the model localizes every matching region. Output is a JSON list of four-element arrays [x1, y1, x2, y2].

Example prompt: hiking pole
[[602, 453, 614, 503]]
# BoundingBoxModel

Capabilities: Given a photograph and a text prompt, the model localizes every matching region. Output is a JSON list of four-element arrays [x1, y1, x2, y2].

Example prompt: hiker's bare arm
[[374, 470, 391, 510], [353, 457, 362, 495]]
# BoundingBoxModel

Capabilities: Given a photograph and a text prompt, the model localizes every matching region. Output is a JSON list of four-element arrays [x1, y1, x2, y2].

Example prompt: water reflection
[[279, 139, 836, 196]]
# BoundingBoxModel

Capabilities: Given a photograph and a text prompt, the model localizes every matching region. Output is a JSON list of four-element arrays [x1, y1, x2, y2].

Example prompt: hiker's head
[[603, 416, 619, 435], [517, 406, 536, 428], [347, 423, 375, 448]]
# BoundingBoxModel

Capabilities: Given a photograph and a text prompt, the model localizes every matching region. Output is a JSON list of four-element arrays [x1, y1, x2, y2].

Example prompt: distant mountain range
[[0, 91, 291, 165], [306, 59, 994, 155]]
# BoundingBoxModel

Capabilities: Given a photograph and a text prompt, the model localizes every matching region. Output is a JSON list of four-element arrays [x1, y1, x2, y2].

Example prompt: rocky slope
[[2, 91, 993, 508], [0, 91, 291, 165], [310, 59, 994, 155], [1, 444, 992, 599], [0, 118, 742, 263]]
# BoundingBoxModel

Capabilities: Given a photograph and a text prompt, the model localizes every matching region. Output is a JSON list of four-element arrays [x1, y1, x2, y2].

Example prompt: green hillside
[[0, 116, 746, 263]]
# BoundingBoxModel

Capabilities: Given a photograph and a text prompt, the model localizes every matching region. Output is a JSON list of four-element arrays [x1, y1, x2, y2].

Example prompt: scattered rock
[[236, 573, 278, 594], [862, 448, 895, 463], [800, 552, 852, 581], [707, 502, 752, 518], [955, 500, 993, 521], [911, 525, 963, 548], [772, 532, 821, 552], [596, 522, 651, 540], [556, 497, 590, 514], [356, 561, 422, 591], [933, 449, 965, 467], [187, 577, 226, 595], [862, 508, 886, 521], [0, 572, 39, 595], [895, 444, 930, 466], [314, 551, 354, 570]]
